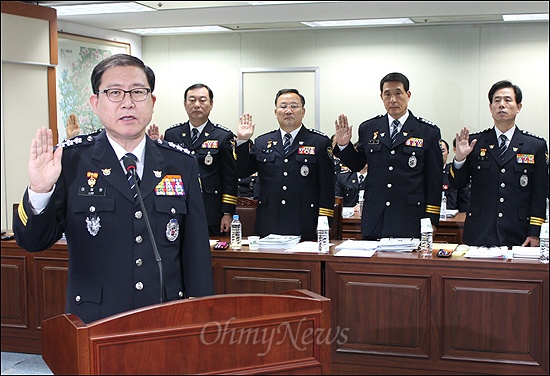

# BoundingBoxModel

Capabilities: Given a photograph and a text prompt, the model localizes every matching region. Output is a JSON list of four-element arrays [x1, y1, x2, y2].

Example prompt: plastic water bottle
[[358, 190, 365, 218], [545, 197, 549, 223], [317, 216, 330, 254], [439, 192, 447, 221], [419, 218, 433, 257], [540, 222, 549, 264], [230, 214, 242, 250]]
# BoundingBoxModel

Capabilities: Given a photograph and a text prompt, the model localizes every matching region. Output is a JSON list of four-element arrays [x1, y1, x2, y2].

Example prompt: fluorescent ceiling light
[[248, 1, 327, 5], [53, 2, 155, 16], [302, 18, 414, 27], [502, 13, 549, 22], [122, 26, 231, 35]]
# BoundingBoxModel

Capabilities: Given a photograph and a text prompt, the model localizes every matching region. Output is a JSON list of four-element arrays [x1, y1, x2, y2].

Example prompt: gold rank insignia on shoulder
[[516, 154, 534, 164]]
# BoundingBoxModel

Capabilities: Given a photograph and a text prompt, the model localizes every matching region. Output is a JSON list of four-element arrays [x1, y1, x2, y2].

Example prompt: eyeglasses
[[97, 88, 151, 102], [277, 103, 302, 110]]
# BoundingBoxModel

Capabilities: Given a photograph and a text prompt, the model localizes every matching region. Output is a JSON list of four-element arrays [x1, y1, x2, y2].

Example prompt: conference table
[[1, 232, 548, 375], [343, 211, 466, 243]]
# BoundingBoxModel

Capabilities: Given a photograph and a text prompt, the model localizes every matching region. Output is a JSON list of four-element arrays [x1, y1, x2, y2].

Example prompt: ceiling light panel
[[122, 26, 231, 35], [302, 18, 414, 27], [53, 2, 156, 16]]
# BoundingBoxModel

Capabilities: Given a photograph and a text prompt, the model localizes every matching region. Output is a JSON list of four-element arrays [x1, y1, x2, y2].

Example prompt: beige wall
[[1, 13, 51, 229], [144, 23, 549, 158]]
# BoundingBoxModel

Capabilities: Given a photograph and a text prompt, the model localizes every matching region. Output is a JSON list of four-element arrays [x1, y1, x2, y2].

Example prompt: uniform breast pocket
[[403, 146, 424, 168], [514, 164, 535, 189], [469, 160, 491, 185], [296, 154, 317, 164], [154, 197, 187, 245], [256, 153, 276, 165], [366, 143, 382, 166], [197, 148, 219, 169], [69, 197, 115, 246]]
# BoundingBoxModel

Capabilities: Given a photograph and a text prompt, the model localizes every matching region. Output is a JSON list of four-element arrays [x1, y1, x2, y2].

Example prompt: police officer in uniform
[[335, 163, 368, 207], [149, 83, 238, 236], [237, 88, 335, 241], [450, 80, 548, 247], [13, 54, 214, 324], [334, 72, 443, 240]]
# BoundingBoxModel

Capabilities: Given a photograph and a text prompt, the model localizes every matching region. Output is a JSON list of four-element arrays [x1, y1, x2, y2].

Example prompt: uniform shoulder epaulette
[[213, 123, 233, 133], [416, 116, 439, 129], [57, 129, 103, 149], [470, 127, 491, 137], [520, 129, 546, 141], [364, 114, 384, 123], [156, 139, 193, 156], [168, 122, 185, 129], [309, 128, 329, 138]]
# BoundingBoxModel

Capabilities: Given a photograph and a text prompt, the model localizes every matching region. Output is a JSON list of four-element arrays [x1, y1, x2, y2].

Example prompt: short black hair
[[184, 83, 214, 101], [380, 72, 409, 92], [91, 54, 155, 94], [488, 80, 522, 104], [275, 88, 305, 107], [440, 139, 449, 152]]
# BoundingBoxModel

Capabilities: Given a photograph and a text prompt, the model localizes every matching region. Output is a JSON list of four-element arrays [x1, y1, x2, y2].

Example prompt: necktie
[[283, 133, 292, 154], [358, 174, 364, 185], [499, 134, 507, 160], [191, 128, 199, 144], [124, 153, 139, 199], [390, 120, 400, 145]]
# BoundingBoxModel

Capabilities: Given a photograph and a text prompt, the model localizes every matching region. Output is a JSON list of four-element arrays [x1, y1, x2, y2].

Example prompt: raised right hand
[[454, 127, 477, 162], [29, 126, 62, 193], [238, 112, 255, 141], [334, 113, 352, 147], [147, 123, 163, 141]]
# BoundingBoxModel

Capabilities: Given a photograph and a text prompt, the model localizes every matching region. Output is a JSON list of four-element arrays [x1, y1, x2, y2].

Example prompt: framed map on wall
[[57, 32, 130, 142]]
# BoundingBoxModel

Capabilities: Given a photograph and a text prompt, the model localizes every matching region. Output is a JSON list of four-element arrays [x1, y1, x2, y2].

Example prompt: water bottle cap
[[317, 216, 329, 230], [233, 214, 239, 220]]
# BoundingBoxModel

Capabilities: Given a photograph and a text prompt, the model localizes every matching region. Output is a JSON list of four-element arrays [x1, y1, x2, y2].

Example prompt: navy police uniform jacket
[[236, 125, 335, 240], [164, 121, 238, 232], [449, 127, 548, 247], [443, 163, 470, 212], [335, 167, 365, 207], [13, 131, 215, 324], [334, 111, 443, 239]]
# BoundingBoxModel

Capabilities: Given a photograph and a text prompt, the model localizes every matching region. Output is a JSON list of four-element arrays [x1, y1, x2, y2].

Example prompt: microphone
[[123, 153, 164, 303]]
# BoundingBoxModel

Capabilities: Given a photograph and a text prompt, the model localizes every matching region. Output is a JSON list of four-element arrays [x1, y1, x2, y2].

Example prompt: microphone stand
[[129, 171, 164, 303]]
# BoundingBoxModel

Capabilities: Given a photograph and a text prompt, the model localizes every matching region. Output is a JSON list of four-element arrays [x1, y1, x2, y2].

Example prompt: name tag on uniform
[[155, 175, 185, 196], [298, 146, 316, 155], [516, 154, 535, 164], [201, 140, 218, 149], [405, 138, 423, 147]]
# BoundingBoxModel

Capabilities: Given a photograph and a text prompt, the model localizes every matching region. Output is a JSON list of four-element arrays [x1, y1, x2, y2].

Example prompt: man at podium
[[12, 54, 214, 323]]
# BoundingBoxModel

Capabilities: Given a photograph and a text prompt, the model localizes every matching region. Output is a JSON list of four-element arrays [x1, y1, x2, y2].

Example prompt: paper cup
[[248, 236, 260, 250]]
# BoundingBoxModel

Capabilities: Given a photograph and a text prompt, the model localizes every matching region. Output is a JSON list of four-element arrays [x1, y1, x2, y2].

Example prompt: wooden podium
[[41, 290, 331, 375]]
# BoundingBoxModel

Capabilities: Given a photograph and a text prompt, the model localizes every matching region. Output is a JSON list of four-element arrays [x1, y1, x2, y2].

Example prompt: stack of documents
[[377, 238, 420, 252], [258, 234, 301, 249], [445, 209, 459, 218], [334, 240, 378, 257], [464, 246, 509, 258], [511, 246, 540, 259]]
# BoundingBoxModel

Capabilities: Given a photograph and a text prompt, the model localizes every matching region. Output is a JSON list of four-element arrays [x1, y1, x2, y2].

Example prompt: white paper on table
[[335, 240, 379, 250], [511, 246, 540, 259], [335, 249, 377, 257], [284, 241, 334, 253], [464, 246, 508, 258]]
